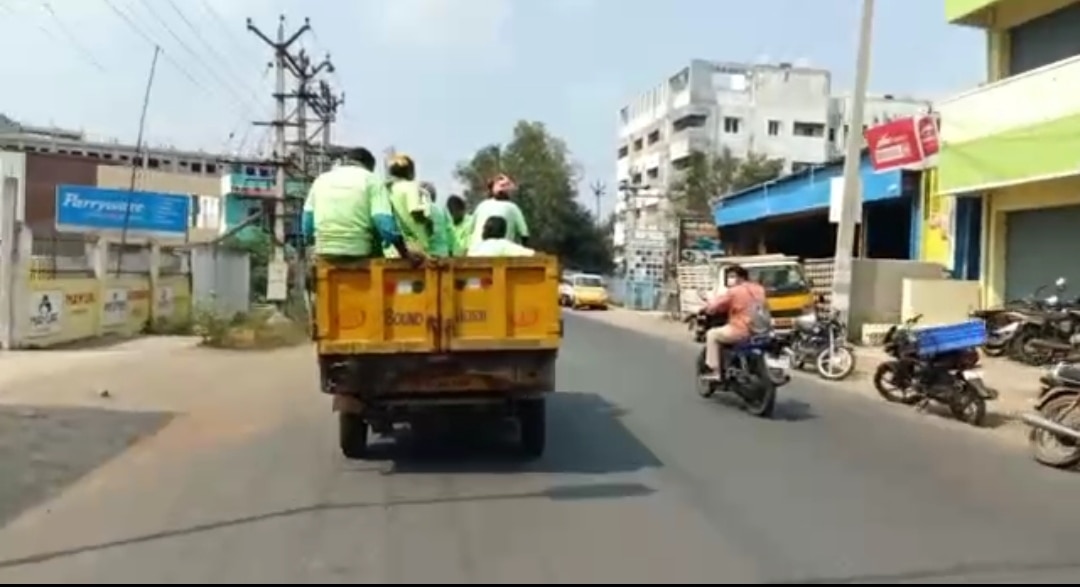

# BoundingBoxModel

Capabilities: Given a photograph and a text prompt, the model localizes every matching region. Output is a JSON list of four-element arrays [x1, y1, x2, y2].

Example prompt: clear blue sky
[[0, 0, 984, 216]]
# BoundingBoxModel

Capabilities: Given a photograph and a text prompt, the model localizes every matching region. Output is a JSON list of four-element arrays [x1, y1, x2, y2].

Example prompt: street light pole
[[831, 0, 875, 328]]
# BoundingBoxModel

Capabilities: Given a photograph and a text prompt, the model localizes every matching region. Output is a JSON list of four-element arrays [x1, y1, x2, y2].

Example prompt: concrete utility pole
[[248, 15, 339, 304], [831, 0, 875, 328]]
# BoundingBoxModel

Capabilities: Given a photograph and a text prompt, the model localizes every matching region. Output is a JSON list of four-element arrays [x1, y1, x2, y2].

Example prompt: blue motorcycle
[[690, 312, 787, 418]]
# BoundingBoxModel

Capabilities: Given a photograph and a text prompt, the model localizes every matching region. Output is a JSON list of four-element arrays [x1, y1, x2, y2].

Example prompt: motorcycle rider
[[701, 264, 771, 381]]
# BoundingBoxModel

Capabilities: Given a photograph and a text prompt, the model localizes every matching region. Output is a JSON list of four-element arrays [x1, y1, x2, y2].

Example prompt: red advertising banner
[[864, 115, 939, 172]]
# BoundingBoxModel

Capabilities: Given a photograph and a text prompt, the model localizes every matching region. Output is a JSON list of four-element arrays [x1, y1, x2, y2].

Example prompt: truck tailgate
[[315, 260, 440, 354], [441, 257, 561, 351]]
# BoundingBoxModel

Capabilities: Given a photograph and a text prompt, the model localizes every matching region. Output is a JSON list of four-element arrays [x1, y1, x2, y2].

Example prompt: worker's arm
[[405, 182, 433, 237], [301, 188, 315, 245], [510, 203, 530, 246], [705, 291, 733, 315], [367, 179, 410, 258]]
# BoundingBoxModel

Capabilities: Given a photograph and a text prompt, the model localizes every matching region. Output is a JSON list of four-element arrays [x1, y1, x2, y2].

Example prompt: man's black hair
[[481, 216, 508, 240], [729, 264, 750, 281], [447, 194, 466, 209], [343, 147, 376, 171]]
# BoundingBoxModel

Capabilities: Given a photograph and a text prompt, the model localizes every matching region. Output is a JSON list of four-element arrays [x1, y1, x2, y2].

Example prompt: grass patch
[[192, 301, 310, 350]]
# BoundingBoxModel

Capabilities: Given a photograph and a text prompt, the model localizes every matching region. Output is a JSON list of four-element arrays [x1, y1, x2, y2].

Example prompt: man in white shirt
[[468, 216, 535, 257], [468, 174, 530, 249]]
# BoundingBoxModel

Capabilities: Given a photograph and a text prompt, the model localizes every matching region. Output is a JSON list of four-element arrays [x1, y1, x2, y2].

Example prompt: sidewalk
[[577, 307, 1043, 427]]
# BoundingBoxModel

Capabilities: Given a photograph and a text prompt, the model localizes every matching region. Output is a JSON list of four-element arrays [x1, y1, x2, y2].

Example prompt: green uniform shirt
[[302, 165, 400, 257]]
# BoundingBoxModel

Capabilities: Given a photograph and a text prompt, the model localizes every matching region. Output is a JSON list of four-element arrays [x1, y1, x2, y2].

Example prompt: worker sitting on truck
[[419, 181, 453, 257], [301, 146, 420, 263], [468, 216, 535, 257], [446, 194, 472, 256], [385, 154, 433, 256], [469, 174, 529, 249]]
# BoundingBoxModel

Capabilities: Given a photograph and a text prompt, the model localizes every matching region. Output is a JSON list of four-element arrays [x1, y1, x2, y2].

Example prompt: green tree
[[668, 148, 785, 215], [454, 121, 613, 273]]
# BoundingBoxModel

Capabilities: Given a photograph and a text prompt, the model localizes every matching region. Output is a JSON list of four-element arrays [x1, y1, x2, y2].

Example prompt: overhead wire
[[128, 0, 262, 112], [99, 0, 206, 91], [196, 0, 265, 68], [40, 2, 108, 72], [0, 1, 106, 72]]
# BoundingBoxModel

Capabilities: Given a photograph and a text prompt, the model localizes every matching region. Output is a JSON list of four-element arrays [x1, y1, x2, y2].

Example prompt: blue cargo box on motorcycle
[[913, 319, 986, 357]]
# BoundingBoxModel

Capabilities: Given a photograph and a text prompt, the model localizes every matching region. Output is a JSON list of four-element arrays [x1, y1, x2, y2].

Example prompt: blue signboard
[[55, 185, 191, 235]]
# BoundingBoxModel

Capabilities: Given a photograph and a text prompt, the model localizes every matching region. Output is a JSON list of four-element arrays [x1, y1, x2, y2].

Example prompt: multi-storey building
[[612, 60, 930, 267], [938, 0, 1080, 306]]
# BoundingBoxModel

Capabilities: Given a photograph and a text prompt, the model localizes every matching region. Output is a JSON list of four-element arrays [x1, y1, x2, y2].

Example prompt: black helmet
[[387, 154, 415, 180]]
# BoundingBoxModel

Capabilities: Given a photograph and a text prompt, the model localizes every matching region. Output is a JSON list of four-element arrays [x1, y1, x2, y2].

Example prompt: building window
[[646, 167, 659, 180], [618, 145, 629, 159], [631, 172, 643, 185], [793, 122, 825, 137], [723, 117, 741, 133], [149, 158, 161, 169], [767, 120, 782, 136], [828, 127, 837, 142], [647, 129, 661, 145], [191, 162, 203, 173], [207, 163, 218, 174], [633, 138, 644, 151], [672, 114, 706, 132]]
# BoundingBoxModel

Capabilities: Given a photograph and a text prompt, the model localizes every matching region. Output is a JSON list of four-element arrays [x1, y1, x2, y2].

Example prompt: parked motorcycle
[[873, 314, 998, 426], [1021, 362, 1080, 469], [975, 278, 1068, 358], [690, 312, 788, 418], [784, 306, 857, 381]]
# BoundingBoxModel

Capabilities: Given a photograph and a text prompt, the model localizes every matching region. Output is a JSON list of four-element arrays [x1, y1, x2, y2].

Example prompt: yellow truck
[[719, 255, 816, 332], [313, 255, 562, 459]]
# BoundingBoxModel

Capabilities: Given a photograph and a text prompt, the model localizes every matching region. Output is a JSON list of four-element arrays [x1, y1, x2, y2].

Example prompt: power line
[[131, 0, 261, 110], [99, 0, 204, 90], [40, 2, 107, 72], [197, 0, 265, 67], [0, 2, 105, 72]]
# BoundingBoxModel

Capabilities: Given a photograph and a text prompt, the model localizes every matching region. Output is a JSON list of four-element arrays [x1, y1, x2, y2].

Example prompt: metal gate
[[190, 246, 251, 318], [1005, 204, 1080, 301]]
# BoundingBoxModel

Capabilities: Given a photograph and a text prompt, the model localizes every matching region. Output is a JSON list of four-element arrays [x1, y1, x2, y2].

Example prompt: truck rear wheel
[[339, 412, 370, 460], [518, 398, 546, 459]]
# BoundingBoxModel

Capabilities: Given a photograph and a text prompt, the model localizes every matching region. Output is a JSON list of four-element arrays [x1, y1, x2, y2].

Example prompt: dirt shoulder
[[0, 339, 315, 530]]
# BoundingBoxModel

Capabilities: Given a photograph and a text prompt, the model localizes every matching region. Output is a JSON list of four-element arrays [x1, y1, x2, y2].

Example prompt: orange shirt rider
[[702, 265, 766, 375]]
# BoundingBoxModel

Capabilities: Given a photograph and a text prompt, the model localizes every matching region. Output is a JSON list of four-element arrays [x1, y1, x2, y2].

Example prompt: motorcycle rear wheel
[[744, 361, 776, 419], [873, 361, 920, 405], [1030, 395, 1080, 469], [948, 385, 987, 427]]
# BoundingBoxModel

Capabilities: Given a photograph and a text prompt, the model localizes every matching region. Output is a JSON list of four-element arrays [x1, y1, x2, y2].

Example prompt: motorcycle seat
[[730, 335, 772, 351]]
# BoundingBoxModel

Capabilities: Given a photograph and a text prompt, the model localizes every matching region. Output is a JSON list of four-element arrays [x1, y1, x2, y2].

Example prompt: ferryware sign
[[55, 185, 191, 236]]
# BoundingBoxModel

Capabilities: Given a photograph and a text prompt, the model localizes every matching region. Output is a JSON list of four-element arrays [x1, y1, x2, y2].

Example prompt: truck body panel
[[315, 256, 560, 398]]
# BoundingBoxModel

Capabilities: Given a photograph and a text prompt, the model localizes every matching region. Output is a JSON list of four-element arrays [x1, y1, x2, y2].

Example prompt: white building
[[612, 59, 930, 258], [0, 113, 227, 176]]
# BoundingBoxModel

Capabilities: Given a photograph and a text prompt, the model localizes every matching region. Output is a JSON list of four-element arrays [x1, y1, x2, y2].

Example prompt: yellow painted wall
[[20, 274, 192, 348], [982, 175, 1080, 306], [919, 168, 955, 269]]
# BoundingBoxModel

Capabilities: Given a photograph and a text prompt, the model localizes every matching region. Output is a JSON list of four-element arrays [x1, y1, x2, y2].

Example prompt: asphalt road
[[3, 314, 1080, 583]]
